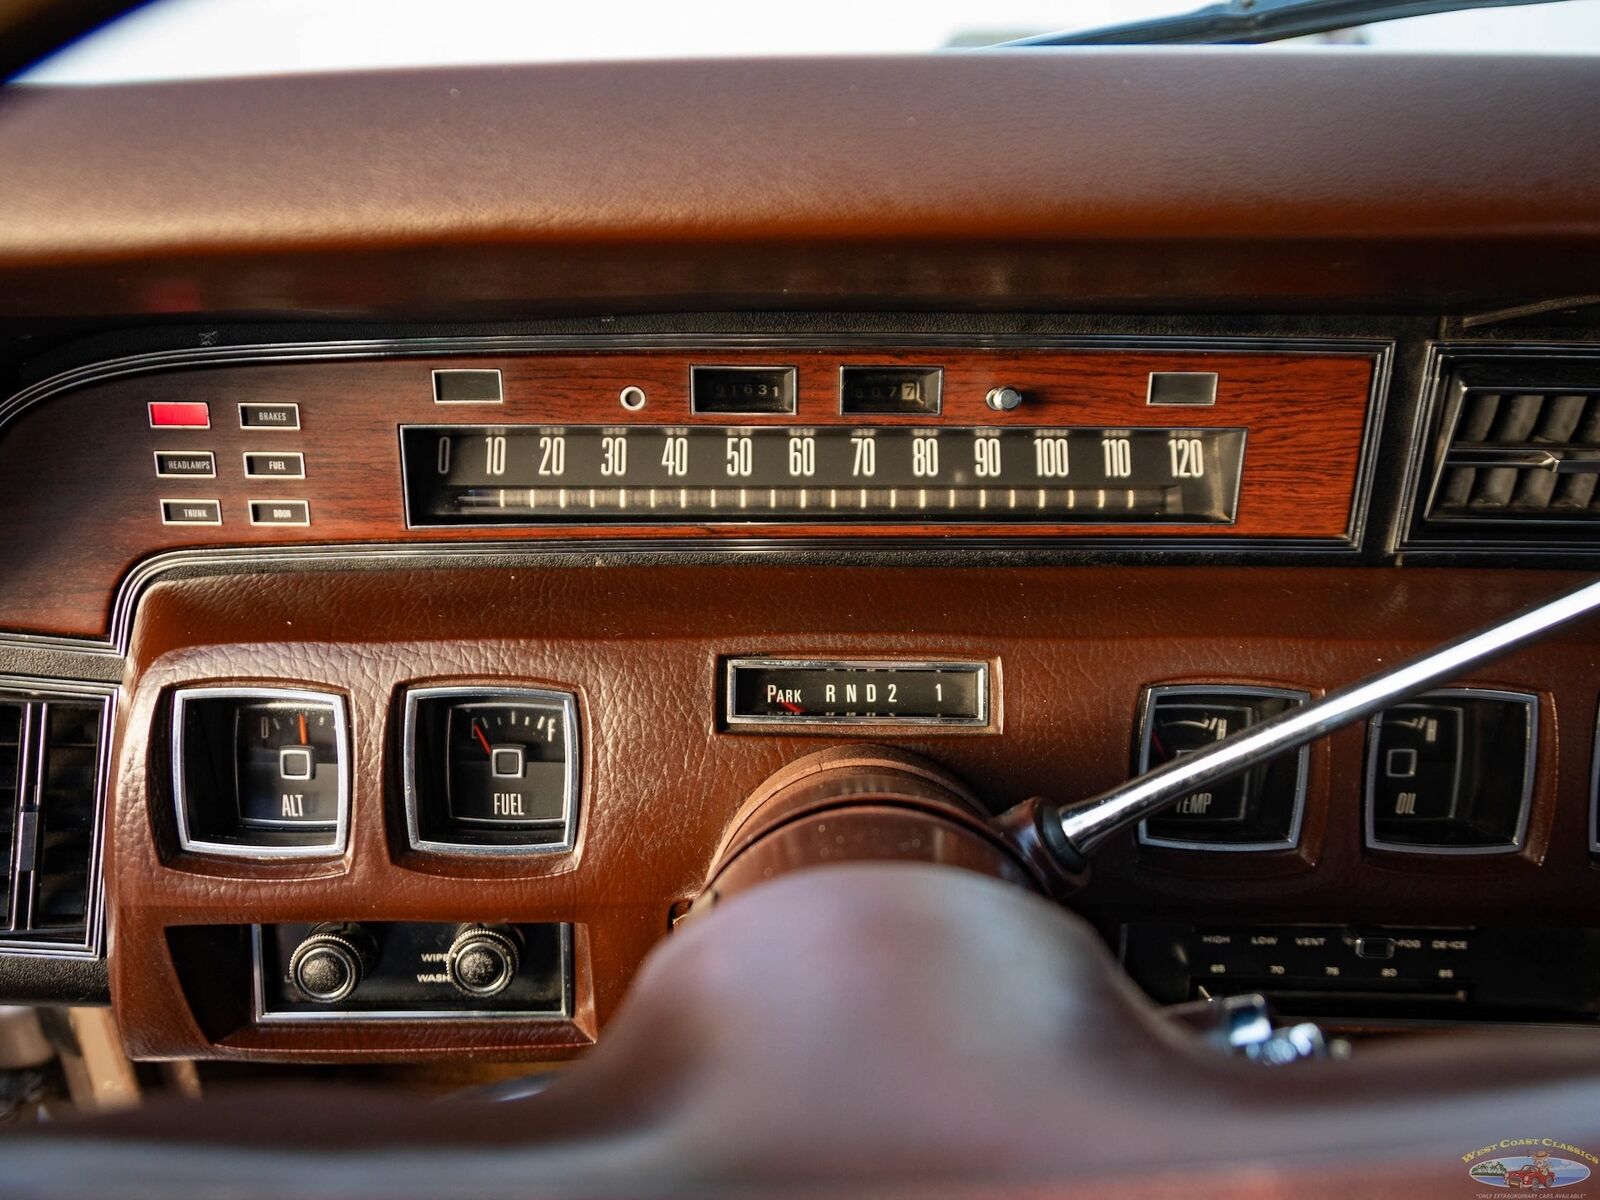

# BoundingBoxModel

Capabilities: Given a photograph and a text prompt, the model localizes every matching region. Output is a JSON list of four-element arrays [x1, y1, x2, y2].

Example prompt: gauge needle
[[472, 722, 494, 756], [779, 701, 804, 714], [297, 713, 308, 745]]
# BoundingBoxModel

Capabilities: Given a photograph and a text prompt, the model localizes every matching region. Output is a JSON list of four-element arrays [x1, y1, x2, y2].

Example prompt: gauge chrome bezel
[[170, 685, 351, 860], [401, 685, 580, 857], [1134, 683, 1310, 853], [1363, 687, 1537, 857]]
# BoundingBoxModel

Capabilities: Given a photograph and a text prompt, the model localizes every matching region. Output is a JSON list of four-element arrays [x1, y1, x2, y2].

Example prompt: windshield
[[21, 0, 1600, 83]]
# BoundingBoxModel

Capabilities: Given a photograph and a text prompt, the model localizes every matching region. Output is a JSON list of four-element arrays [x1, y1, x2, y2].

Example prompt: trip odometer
[[402, 425, 1245, 527]]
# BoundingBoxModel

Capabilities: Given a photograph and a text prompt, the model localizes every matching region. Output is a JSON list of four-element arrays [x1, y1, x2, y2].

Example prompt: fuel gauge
[[404, 687, 579, 855], [447, 701, 570, 825]]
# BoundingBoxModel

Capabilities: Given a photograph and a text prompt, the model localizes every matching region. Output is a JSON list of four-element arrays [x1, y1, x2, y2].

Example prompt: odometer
[[402, 425, 1245, 526]]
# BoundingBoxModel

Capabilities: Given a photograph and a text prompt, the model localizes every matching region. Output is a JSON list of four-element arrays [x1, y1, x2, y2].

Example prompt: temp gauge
[[1135, 685, 1308, 852], [405, 687, 580, 854]]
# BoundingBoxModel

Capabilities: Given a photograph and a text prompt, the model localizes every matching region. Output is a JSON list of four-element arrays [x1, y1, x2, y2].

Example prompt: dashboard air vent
[[0, 702, 21, 924], [1406, 351, 1600, 549], [0, 686, 112, 957], [1429, 390, 1600, 522]]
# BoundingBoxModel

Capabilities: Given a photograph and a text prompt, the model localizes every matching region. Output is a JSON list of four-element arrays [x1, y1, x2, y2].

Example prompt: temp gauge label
[[725, 659, 989, 727]]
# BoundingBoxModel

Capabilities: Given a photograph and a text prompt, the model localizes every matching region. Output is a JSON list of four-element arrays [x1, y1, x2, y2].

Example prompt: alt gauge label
[[725, 659, 989, 727]]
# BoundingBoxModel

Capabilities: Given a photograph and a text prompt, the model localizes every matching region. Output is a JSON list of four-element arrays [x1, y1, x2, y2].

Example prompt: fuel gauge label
[[725, 659, 989, 727]]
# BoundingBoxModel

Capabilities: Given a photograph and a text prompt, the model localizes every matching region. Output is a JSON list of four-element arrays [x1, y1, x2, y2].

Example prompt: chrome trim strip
[[401, 686, 580, 858], [251, 921, 574, 1024], [0, 678, 116, 960], [1055, 575, 1600, 857], [723, 658, 990, 728], [1133, 684, 1310, 853], [171, 686, 351, 860], [1362, 688, 1536, 856]]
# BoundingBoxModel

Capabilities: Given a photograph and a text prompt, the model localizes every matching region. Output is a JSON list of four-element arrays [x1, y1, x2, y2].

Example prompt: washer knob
[[447, 925, 521, 998], [985, 386, 1023, 412], [288, 924, 373, 1004]]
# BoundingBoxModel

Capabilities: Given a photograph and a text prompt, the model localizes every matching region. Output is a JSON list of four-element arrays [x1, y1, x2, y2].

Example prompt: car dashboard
[[1, 48, 1600, 1077]]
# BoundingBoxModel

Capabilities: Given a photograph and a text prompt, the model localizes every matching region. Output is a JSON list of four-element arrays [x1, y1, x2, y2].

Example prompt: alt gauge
[[172, 687, 350, 858]]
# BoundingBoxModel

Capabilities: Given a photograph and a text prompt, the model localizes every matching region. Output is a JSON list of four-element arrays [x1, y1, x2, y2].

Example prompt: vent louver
[[0, 702, 21, 925], [1428, 389, 1600, 523], [0, 687, 111, 957], [1406, 351, 1600, 550]]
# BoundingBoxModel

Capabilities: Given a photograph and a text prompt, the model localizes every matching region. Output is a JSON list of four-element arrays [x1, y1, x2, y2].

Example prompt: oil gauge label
[[724, 659, 989, 727]]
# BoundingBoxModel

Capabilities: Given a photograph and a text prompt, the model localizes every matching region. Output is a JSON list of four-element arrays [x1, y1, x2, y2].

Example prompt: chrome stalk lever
[[1015, 576, 1600, 880]]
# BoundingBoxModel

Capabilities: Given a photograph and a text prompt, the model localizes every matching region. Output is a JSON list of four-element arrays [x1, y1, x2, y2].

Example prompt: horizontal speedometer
[[401, 425, 1245, 526]]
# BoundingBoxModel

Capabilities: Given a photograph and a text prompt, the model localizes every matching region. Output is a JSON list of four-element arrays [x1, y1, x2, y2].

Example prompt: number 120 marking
[[1168, 436, 1205, 479]]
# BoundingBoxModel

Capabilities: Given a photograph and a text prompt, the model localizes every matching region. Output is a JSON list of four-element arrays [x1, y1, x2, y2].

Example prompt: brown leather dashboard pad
[[108, 563, 1600, 1061]]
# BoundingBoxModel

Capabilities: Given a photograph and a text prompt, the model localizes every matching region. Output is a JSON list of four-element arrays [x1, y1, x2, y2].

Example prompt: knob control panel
[[287, 924, 374, 1003], [256, 921, 569, 1021], [447, 925, 521, 998]]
